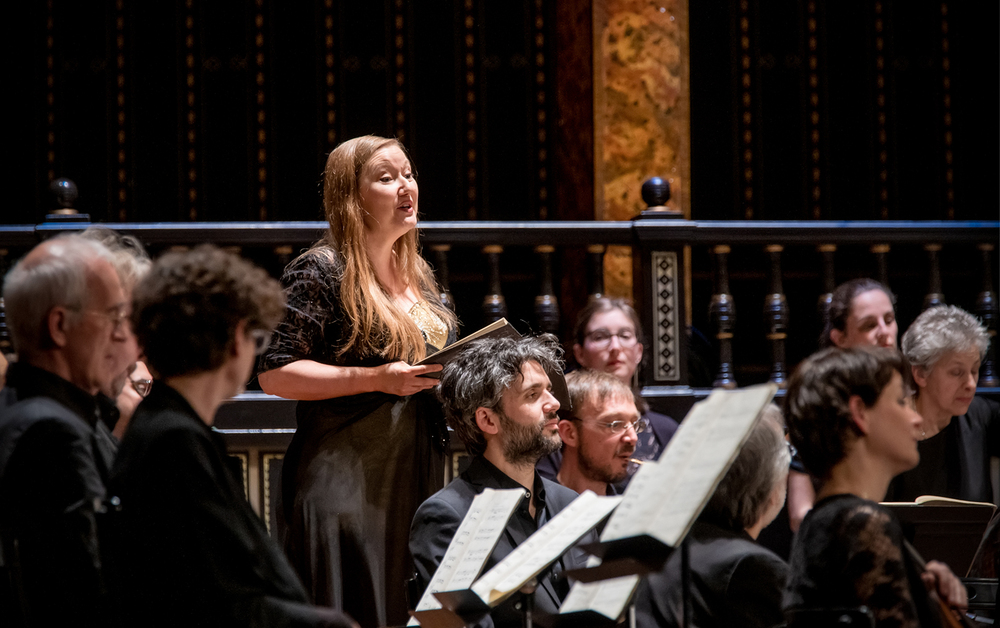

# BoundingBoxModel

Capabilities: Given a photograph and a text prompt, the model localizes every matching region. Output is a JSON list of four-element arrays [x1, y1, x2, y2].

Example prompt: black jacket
[[409, 455, 594, 628], [0, 362, 117, 628], [634, 520, 788, 628], [108, 383, 354, 628]]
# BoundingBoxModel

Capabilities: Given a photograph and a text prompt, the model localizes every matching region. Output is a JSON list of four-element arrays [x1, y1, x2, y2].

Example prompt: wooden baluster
[[870, 243, 890, 288], [817, 244, 837, 344], [0, 248, 10, 356], [587, 244, 605, 301], [923, 243, 945, 311], [534, 245, 559, 334], [764, 245, 790, 388], [481, 245, 507, 324], [977, 244, 998, 387], [431, 244, 455, 311], [709, 245, 737, 389]]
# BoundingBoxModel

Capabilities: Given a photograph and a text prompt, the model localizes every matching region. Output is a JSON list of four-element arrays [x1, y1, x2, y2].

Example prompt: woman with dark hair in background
[[887, 305, 998, 503], [259, 135, 457, 626], [783, 347, 966, 628], [789, 278, 900, 532]]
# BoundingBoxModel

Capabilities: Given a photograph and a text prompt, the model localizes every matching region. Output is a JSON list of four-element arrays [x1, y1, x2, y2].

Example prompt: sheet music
[[602, 383, 777, 547], [559, 555, 639, 619], [470, 491, 622, 605], [408, 488, 523, 625]]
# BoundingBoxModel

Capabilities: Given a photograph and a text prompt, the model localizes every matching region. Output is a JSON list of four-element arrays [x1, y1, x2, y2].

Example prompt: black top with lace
[[259, 248, 453, 627], [784, 494, 940, 628]]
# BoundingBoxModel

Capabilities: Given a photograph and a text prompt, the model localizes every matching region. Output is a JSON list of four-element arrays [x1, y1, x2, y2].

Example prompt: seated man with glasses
[[108, 245, 355, 628], [0, 235, 133, 627], [556, 369, 644, 497]]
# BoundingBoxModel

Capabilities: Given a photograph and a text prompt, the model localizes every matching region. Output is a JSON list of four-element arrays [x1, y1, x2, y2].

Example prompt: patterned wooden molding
[[652, 250, 680, 382]]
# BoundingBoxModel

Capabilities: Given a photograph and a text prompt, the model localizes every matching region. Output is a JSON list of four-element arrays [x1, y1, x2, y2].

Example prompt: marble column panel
[[594, 0, 690, 297]]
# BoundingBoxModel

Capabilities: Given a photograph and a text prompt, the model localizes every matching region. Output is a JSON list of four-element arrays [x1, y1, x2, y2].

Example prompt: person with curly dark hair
[[108, 245, 355, 628], [782, 347, 966, 628], [409, 335, 591, 628]]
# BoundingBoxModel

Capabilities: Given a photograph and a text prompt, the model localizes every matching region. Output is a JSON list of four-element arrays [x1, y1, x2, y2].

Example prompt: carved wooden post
[[977, 243, 998, 387], [764, 245, 789, 388], [534, 245, 559, 334], [481, 245, 507, 324], [923, 243, 945, 311], [431, 244, 455, 311], [817, 244, 836, 344], [709, 245, 736, 389], [586, 244, 605, 301], [870, 244, 890, 288]]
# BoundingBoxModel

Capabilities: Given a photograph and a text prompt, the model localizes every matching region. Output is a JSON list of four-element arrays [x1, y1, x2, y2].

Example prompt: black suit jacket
[[108, 383, 353, 628], [410, 456, 594, 628], [0, 362, 116, 628], [634, 520, 788, 628]]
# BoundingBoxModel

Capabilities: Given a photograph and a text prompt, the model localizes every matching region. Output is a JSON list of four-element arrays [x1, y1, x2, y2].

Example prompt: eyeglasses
[[568, 416, 648, 435], [249, 329, 273, 356], [584, 328, 638, 349], [130, 378, 153, 398], [74, 305, 129, 332]]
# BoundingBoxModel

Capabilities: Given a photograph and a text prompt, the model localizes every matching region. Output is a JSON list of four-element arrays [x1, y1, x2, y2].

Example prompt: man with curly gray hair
[[886, 304, 999, 503], [409, 334, 592, 628]]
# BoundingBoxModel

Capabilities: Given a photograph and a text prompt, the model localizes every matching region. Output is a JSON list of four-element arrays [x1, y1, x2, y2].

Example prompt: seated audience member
[[0, 235, 130, 627], [886, 304, 998, 503], [108, 245, 355, 628], [539, 298, 678, 487], [783, 347, 966, 628], [81, 226, 152, 440], [557, 369, 642, 496], [789, 278, 900, 532], [634, 404, 790, 628], [409, 335, 592, 628]]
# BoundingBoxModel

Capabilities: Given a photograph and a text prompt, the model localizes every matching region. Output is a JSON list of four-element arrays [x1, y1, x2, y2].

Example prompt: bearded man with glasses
[[556, 369, 646, 497]]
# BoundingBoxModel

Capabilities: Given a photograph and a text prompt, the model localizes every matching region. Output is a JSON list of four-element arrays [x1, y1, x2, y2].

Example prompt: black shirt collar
[[475, 455, 548, 517], [4, 362, 103, 429]]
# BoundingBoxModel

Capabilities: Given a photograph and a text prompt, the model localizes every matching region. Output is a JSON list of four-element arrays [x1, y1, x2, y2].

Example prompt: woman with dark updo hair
[[783, 348, 966, 628]]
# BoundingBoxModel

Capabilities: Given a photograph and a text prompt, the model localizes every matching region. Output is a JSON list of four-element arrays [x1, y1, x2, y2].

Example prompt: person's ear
[[911, 365, 929, 389], [848, 395, 870, 435], [47, 307, 72, 348], [572, 343, 586, 367], [633, 342, 644, 365], [475, 407, 500, 436], [830, 329, 845, 348], [557, 420, 578, 447]]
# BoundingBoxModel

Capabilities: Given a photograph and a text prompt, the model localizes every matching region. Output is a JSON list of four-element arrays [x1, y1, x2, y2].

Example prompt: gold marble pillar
[[594, 0, 691, 297]]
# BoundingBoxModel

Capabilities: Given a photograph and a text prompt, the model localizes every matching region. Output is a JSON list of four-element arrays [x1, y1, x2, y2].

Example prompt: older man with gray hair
[[409, 334, 593, 628], [0, 234, 132, 627], [0, 236, 135, 626]]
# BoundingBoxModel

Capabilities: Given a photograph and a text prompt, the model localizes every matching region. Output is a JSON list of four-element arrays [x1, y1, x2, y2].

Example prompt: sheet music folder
[[429, 492, 620, 626], [882, 497, 996, 576], [559, 384, 779, 626]]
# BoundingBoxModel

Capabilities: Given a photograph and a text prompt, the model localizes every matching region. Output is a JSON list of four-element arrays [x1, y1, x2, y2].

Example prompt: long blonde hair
[[313, 135, 456, 363]]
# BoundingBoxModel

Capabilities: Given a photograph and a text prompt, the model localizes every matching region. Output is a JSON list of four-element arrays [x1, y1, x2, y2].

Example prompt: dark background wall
[[3, 1, 995, 224]]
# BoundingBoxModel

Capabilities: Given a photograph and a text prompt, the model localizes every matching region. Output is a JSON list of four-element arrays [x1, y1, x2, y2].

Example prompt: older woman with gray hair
[[885, 304, 999, 503], [634, 405, 791, 628]]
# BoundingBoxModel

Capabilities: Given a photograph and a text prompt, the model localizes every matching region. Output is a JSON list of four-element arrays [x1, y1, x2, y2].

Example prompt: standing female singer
[[783, 348, 967, 628], [259, 136, 457, 627]]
